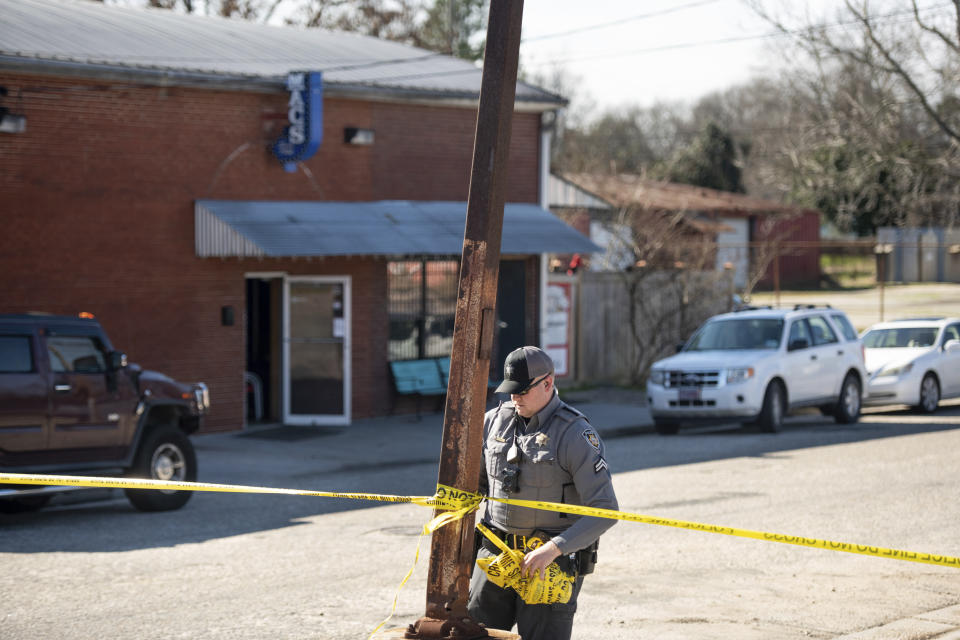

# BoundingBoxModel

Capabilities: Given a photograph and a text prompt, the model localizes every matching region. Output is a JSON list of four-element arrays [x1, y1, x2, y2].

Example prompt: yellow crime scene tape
[[0, 472, 439, 505], [485, 496, 960, 569], [4, 472, 960, 638], [2, 472, 958, 569]]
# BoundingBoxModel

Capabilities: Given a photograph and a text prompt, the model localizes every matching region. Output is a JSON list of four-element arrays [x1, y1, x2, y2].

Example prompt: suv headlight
[[194, 383, 210, 412], [726, 367, 755, 384], [649, 370, 665, 386], [878, 362, 914, 377]]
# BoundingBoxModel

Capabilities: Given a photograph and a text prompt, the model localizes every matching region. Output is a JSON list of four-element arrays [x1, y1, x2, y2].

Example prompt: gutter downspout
[[539, 109, 556, 348]]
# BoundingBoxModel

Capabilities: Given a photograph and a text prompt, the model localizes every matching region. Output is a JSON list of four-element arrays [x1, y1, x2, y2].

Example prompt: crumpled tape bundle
[[475, 523, 575, 605]]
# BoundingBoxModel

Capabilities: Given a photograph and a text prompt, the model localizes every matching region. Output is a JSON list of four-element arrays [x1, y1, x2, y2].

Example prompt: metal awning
[[195, 200, 600, 258]]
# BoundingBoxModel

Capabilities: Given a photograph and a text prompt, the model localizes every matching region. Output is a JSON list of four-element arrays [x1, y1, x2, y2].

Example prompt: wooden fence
[[567, 269, 735, 385]]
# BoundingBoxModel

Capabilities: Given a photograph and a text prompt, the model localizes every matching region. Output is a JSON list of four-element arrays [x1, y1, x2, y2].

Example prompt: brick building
[[0, 0, 595, 430]]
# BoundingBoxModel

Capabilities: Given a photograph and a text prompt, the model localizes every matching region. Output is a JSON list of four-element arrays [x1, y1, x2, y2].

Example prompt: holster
[[576, 540, 599, 575]]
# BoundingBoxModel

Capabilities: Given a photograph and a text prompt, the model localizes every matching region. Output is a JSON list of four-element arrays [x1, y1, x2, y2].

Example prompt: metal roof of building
[[548, 174, 614, 211], [195, 200, 600, 258], [0, 0, 563, 107], [562, 173, 812, 216]]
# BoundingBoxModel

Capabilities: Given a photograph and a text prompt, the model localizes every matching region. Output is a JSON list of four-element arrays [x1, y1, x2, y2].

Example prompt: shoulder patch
[[581, 428, 600, 451]]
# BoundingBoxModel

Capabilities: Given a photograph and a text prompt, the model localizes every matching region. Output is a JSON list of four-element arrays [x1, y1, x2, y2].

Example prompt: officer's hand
[[521, 540, 562, 580]]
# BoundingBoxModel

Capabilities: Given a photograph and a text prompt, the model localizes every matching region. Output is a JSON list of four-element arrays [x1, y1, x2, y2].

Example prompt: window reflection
[[47, 336, 106, 373]]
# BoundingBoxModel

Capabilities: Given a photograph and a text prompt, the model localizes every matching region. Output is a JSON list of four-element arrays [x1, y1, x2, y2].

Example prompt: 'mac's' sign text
[[273, 71, 323, 172]]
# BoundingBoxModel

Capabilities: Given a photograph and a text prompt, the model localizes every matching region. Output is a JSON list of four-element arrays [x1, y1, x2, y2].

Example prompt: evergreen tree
[[664, 122, 744, 193], [420, 0, 488, 61]]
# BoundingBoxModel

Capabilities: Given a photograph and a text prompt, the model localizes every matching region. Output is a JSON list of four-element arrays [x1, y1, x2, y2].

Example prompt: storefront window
[[388, 260, 459, 360]]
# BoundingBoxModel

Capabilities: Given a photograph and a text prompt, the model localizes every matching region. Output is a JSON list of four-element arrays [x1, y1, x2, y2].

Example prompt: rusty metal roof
[[0, 0, 563, 107], [562, 173, 810, 216]]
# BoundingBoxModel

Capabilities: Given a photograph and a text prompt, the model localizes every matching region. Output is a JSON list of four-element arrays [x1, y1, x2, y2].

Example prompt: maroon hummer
[[0, 313, 208, 512]]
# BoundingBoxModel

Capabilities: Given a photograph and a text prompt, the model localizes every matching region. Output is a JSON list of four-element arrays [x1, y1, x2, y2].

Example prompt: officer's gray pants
[[467, 549, 585, 640]]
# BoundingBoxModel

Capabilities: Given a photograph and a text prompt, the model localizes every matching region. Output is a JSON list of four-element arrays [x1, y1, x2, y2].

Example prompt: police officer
[[468, 346, 618, 640]]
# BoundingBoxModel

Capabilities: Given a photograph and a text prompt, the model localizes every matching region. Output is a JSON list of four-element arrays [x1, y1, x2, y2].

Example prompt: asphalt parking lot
[[4, 397, 960, 639]]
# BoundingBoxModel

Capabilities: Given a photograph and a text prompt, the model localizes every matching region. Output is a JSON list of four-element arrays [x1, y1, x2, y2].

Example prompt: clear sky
[[517, 0, 953, 114], [518, 0, 783, 112]]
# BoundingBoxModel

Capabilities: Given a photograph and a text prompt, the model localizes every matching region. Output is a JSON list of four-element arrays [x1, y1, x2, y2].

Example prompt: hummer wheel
[[124, 423, 197, 512]]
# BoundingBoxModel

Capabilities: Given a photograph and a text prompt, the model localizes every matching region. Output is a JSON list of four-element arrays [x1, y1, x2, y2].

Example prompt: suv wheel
[[654, 419, 679, 436], [834, 373, 861, 424], [758, 381, 784, 433], [915, 373, 940, 413], [124, 423, 197, 512]]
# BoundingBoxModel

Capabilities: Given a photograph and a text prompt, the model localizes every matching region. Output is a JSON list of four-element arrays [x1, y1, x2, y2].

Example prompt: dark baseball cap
[[495, 346, 555, 394]]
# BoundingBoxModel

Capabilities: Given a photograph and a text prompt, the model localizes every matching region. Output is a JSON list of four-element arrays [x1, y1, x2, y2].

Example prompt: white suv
[[647, 306, 866, 434]]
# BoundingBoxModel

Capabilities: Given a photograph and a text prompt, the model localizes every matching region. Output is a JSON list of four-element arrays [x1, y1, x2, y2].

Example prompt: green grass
[[820, 253, 877, 289]]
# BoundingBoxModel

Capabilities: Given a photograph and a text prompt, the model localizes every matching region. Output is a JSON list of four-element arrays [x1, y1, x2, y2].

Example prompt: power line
[[32, 1, 728, 74], [521, 2, 956, 68], [6, 1, 955, 86], [520, 0, 723, 43], [0, 0, 742, 75]]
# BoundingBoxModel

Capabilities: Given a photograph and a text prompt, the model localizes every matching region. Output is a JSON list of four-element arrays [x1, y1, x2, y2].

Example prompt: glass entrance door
[[283, 277, 351, 426]]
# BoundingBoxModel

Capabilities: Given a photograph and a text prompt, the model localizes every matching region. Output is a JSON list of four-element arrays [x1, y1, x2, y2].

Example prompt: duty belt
[[480, 524, 533, 551], [476, 523, 600, 576]]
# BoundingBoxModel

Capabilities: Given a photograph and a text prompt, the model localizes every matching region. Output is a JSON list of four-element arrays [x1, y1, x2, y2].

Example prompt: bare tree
[[291, 0, 422, 42], [600, 207, 734, 384], [139, 0, 278, 18], [114, 0, 489, 58], [745, 0, 960, 232]]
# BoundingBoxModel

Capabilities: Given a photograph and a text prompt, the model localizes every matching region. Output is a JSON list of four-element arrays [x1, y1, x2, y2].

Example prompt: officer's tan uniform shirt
[[479, 392, 618, 554]]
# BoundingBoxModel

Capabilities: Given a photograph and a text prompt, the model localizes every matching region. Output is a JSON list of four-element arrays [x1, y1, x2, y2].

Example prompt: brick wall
[[371, 101, 539, 202], [0, 72, 543, 430]]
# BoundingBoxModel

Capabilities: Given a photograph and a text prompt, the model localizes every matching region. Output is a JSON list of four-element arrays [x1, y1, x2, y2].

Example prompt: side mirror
[[676, 343, 685, 353], [788, 338, 810, 352], [108, 351, 128, 370], [944, 339, 960, 353]]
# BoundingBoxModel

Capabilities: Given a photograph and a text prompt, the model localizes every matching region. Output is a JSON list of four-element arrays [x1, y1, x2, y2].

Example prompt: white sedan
[[862, 317, 960, 412]]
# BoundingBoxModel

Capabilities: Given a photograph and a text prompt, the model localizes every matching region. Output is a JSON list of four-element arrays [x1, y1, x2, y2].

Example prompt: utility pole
[[403, 1, 524, 639]]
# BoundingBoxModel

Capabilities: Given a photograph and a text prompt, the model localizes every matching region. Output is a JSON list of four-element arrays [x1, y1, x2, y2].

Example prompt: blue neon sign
[[273, 71, 323, 172]]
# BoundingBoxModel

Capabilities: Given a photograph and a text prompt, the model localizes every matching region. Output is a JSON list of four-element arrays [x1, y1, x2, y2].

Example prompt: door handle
[[54, 384, 72, 393], [810, 355, 818, 361], [838, 350, 844, 355]]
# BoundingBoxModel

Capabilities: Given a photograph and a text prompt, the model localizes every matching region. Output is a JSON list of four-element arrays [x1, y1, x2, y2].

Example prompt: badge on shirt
[[535, 433, 549, 447], [581, 428, 600, 451]]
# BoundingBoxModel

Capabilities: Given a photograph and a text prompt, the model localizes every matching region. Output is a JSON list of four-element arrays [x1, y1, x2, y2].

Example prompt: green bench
[[390, 357, 450, 418], [390, 356, 505, 418]]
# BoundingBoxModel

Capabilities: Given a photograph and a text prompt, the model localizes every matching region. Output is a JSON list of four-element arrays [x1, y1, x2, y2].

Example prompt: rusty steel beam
[[405, 1, 524, 639]]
